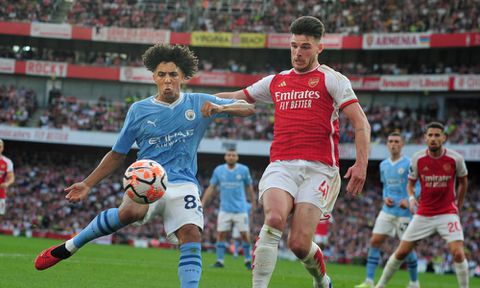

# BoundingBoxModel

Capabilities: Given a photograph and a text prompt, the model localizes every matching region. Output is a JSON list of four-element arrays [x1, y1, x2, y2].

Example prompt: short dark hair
[[142, 44, 198, 79], [290, 16, 325, 40], [388, 132, 403, 139], [425, 121, 445, 133]]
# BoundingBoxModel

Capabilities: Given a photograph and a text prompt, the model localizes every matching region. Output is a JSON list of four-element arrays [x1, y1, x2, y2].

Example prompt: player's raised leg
[[252, 188, 291, 288], [289, 202, 331, 288], [35, 196, 147, 270]]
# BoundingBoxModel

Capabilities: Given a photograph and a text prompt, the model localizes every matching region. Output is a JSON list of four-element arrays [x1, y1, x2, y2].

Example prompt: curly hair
[[142, 44, 199, 79], [290, 16, 325, 40]]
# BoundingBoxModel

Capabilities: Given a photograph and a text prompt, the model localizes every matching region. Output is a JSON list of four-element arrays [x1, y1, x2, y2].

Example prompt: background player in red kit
[[0, 139, 15, 224], [375, 122, 469, 288], [217, 16, 371, 288]]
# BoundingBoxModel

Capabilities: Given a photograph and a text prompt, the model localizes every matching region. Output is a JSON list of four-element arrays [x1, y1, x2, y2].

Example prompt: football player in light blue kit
[[202, 149, 256, 269], [34, 44, 254, 288], [355, 132, 419, 288]]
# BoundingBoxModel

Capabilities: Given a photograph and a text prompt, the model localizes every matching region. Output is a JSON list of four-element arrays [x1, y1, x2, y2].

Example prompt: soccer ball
[[123, 159, 168, 204]]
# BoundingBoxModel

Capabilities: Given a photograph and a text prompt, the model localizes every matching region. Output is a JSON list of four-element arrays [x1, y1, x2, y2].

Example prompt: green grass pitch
[[1, 235, 478, 287]]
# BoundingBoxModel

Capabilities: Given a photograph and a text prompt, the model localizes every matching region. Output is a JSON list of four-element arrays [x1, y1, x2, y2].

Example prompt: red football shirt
[[409, 148, 468, 216], [0, 155, 14, 199], [243, 64, 358, 167]]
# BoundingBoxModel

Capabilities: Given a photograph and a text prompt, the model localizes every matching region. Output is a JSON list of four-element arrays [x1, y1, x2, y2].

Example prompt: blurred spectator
[[0, 84, 37, 126]]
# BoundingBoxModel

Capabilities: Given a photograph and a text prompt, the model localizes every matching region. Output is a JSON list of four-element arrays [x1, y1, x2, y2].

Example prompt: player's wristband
[[409, 196, 415, 201]]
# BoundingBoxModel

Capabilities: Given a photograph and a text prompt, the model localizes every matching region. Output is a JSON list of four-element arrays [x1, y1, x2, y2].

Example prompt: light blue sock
[[215, 241, 227, 262], [366, 247, 381, 281], [406, 251, 418, 282], [233, 240, 240, 257], [242, 242, 251, 261], [72, 208, 125, 248], [178, 242, 202, 288]]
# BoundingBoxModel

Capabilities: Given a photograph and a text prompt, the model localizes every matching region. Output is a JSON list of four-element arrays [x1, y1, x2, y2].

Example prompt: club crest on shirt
[[308, 77, 320, 88], [443, 163, 451, 173], [236, 174, 242, 180], [423, 166, 429, 172], [397, 167, 405, 174], [185, 109, 195, 121]]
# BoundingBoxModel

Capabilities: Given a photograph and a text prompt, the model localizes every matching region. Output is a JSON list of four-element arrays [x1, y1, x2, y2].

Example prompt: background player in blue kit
[[355, 132, 419, 288], [34, 44, 254, 288], [202, 149, 256, 269]]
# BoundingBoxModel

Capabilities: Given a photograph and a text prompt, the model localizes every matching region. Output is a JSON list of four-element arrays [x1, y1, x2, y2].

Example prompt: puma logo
[[147, 120, 157, 127]]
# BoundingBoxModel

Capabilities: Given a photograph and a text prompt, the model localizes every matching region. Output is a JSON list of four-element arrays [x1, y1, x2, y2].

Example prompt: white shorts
[[232, 215, 250, 238], [372, 211, 411, 238], [258, 160, 341, 217], [314, 234, 328, 245], [136, 182, 203, 244], [0, 198, 5, 215], [217, 211, 248, 233], [402, 214, 464, 243]]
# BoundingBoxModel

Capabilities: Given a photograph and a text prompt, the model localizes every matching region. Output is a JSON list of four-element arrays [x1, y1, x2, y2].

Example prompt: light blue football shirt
[[209, 163, 253, 213], [113, 93, 234, 185], [380, 155, 414, 217]]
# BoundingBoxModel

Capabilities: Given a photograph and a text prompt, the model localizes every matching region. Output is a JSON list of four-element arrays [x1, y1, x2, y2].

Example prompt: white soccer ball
[[123, 159, 168, 204]]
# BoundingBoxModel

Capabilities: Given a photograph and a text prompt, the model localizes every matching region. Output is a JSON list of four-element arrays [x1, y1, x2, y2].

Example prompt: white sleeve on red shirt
[[244, 75, 275, 103], [320, 65, 358, 109], [449, 149, 468, 177], [408, 151, 421, 180], [3, 156, 13, 172]]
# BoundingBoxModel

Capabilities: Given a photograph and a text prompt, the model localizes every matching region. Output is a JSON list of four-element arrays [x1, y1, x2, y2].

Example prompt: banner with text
[[92, 27, 170, 44], [363, 33, 430, 49], [454, 75, 480, 90], [232, 33, 266, 48], [379, 75, 449, 91], [0, 58, 15, 74], [119, 67, 152, 83], [267, 33, 343, 49], [191, 32, 233, 47], [25, 60, 68, 78], [30, 22, 72, 39]]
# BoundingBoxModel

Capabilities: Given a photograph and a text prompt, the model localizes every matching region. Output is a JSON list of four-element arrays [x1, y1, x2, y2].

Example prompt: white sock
[[252, 225, 282, 288], [454, 259, 469, 288], [301, 242, 327, 283], [65, 239, 79, 254], [376, 254, 403, 287]]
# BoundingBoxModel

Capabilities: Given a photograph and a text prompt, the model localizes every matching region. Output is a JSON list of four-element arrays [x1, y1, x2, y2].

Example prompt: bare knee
[[176, 224, 202, 244], [264, 212, 287, 231], [118, 203, 148, 224], [452, 248, 465, 262], [370, 234, 386, 248], [288, 235, 311, 259]]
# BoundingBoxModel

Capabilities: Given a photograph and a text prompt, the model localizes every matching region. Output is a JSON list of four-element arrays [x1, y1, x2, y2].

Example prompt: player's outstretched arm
[[65, 150, 126, 203], [201, 100, 255, 117], [215, 90, 248, 101], [342, 102, 371, 196]]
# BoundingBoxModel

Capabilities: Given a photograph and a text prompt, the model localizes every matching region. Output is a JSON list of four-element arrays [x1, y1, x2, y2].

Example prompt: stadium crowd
[[1, 149, 479, 276], [0, 83, 477, 145], [1, 0, 478, 35], [0, 84, 37, 127]]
